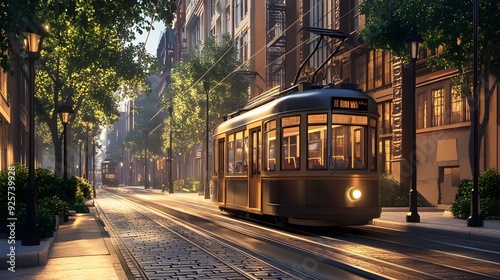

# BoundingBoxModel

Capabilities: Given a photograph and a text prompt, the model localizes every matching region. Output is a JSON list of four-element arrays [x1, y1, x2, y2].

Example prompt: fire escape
[[266, 1, 286, 89]]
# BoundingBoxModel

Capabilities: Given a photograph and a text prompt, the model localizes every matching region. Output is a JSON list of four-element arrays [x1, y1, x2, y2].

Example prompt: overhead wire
[[141, 0, 365, 126]]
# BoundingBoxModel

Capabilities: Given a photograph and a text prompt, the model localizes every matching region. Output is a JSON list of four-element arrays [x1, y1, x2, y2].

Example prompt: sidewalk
[[0, 207, 128, 279], [1, 187, 499, 278], [374, 208, 500, 243]]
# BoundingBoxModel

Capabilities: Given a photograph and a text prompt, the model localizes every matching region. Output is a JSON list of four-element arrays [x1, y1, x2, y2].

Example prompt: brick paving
[[96, 191, 294, 279]]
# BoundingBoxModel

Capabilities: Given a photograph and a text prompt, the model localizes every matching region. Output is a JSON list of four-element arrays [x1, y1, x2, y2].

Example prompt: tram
[[212, 28, 381, 226], [101, 153, 119, 187]]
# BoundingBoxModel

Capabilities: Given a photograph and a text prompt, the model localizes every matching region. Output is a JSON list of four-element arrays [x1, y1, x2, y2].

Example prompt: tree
[[360, 0, 500, 170], [123, 76, 166, 160], [2, 0, 176, 175], [164, 34, 249, 186]]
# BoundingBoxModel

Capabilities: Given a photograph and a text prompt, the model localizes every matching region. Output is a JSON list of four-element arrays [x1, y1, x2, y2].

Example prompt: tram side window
[[213, 139, 218, 175], [331, 114, 368, 170], [264, 120, 276, 171], [234, 131, 247, 173], [281, 116, 300, 170], [370, 118, 377, 171], [227, 134, 234, 174], [307, 114, 327, 170]]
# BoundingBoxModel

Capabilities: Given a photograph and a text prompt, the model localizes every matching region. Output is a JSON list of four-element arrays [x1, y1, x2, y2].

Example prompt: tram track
[[98, 189, 371, 279], [101, 188, 500, 279]]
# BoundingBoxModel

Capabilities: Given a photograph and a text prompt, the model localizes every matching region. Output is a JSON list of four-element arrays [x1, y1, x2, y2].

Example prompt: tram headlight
[[348, 187, 362, 201]]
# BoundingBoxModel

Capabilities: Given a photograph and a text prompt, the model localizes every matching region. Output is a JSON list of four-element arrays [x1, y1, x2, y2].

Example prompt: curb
[[371, 219, 500, 244], [0, 214, 66, 269], [0, 234, 56, 269]]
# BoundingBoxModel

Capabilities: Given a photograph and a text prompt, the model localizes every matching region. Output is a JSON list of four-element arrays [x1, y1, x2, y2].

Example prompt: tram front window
[[331, 114, 368, 170]]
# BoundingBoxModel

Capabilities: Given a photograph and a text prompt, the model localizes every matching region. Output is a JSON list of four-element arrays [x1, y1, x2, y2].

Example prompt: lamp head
[[22, 21, 49, 58], [57, 105, 74, 125], [405, 34, 423, 61]]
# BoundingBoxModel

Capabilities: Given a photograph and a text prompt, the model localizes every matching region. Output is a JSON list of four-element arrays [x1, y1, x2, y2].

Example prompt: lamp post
[[78, 138, 82, 177], [22, 22, 48, 246], [144, 130, 149, 189], [168, 106, 174, 194], [58, 105, 73, 180], [203, 81, 210, 199], [467, 0, 483, 227], [120, 162, 124, 186], [405, 34, 422, 223]]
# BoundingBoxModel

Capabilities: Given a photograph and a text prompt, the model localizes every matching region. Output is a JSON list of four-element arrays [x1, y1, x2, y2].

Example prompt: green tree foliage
[[360, 0, 500, 170], [123, 76, 167, 159], [1, 0, 176, 176], [163, 34, 249, 183], [1, 0, 176, 70]]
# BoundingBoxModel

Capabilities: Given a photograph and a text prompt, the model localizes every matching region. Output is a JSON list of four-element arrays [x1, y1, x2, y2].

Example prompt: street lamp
[[405, 34, 422, 223], [22, 21, 48, 246], [168, 106, 174, 194], [203, 81, 210, 199], [468, 0, 483, 227], [58, 105, 73, 180], [144, 130, 149, 189]]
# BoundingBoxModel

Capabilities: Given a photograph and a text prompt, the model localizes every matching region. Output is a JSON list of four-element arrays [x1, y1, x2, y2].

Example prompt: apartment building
[[163, 0, 499, 206]]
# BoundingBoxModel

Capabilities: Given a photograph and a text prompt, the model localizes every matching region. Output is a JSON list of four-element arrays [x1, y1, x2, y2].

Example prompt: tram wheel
[[274, 216, 288, 227]]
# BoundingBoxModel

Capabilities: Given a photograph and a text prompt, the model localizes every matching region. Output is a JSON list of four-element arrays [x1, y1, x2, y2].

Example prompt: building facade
[[156, 0, 499, 206]]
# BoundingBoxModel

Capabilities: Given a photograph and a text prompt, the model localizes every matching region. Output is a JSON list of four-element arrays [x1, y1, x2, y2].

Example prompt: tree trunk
[[51, 127, 63, 177]]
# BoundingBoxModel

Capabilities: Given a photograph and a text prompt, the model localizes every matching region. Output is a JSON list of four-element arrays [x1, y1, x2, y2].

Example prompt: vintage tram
[[211, 28, 380, 226], [101, 154, 119, 187]]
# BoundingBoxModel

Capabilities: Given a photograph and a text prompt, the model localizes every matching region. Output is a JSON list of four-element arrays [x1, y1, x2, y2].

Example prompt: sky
[[134, 21, 166, 56]]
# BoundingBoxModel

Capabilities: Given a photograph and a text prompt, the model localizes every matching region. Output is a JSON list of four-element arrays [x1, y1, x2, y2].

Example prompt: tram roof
[[214, 85, 377, 135]]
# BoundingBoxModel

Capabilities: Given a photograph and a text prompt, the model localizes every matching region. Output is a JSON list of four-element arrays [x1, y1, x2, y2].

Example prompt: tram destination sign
[[331, 97, 368, 111]]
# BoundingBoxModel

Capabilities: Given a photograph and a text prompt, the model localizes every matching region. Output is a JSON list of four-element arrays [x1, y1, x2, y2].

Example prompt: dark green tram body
[[212, 84, 381, 226]]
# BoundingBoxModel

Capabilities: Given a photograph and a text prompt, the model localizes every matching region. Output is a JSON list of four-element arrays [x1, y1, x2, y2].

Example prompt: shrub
[[15, 203, 57, 239], [173, 179, 186, 192], [35, 168, 60, 200], [451, 168, 500, 219], [379, 174, 409, 207], [38, 196, 69, 217], [449, 198, 470, 219], [73, 176, 94, 200], [173, 178, 199, 192]]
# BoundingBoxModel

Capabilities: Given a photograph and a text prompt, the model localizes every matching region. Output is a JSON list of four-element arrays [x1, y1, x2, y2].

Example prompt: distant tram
[[212, 28, 381, 226], [101, 153, 119, 187]]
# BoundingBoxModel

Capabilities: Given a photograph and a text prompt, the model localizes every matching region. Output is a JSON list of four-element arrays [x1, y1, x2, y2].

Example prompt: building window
[[0, 69, 6, 101], [417, 92, 428, 129], [379, 138, 392, 175], [378, 101, 392, 135], [431, 88, 444, 127], [225, 8, 230, 33], [354, 54, 366, 91], [235, 0, 241, 27], [356, 50, 392, 91], [239, 31, 248, 62], [450, 84, 470, 124], [235, 39, 240, 62]]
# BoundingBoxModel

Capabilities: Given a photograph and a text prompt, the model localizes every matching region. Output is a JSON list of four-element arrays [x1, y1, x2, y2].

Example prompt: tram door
[[217, 138, 225, 204], [248, 127, 262, 211]]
